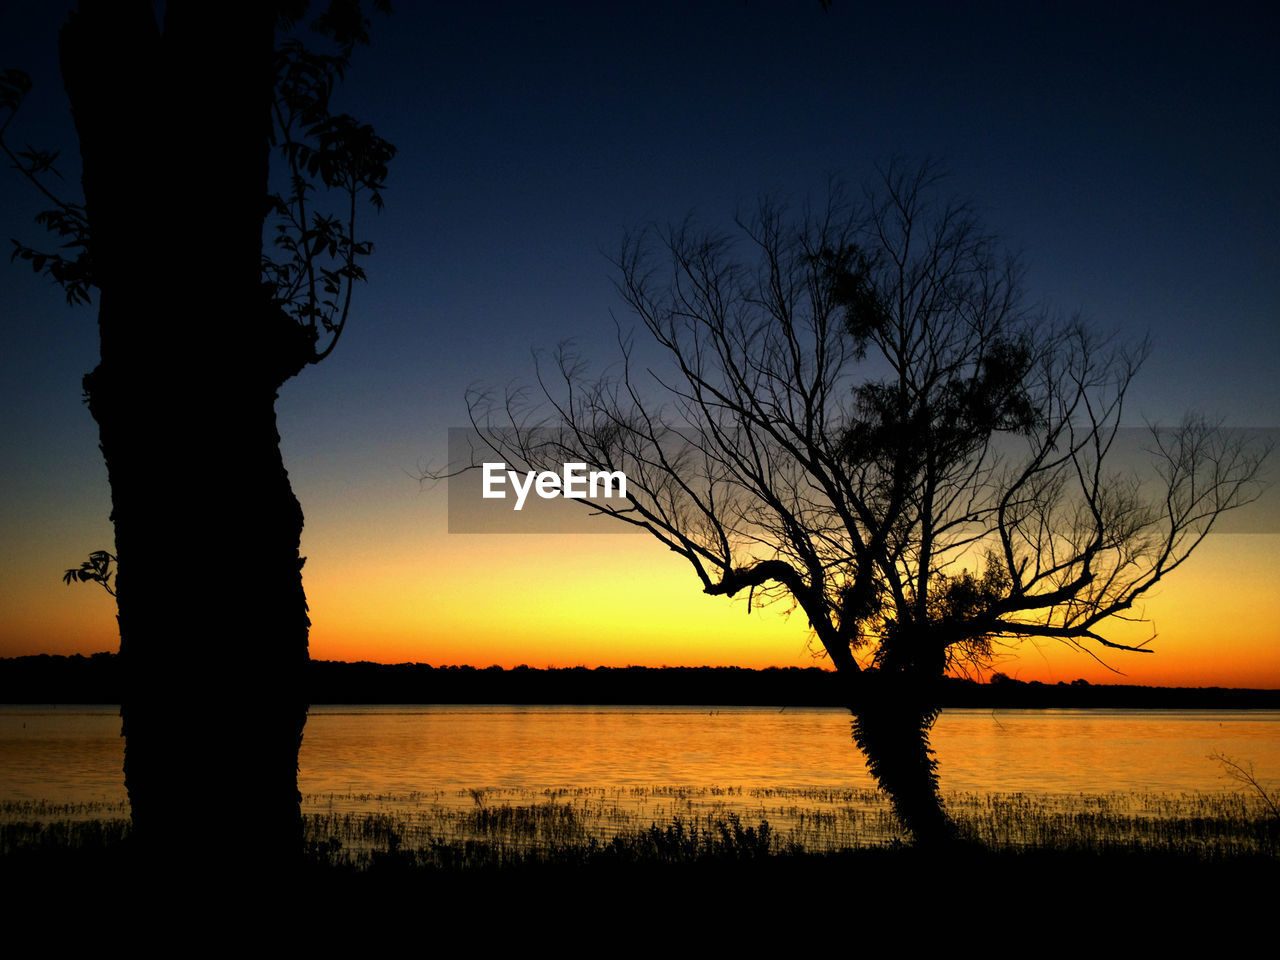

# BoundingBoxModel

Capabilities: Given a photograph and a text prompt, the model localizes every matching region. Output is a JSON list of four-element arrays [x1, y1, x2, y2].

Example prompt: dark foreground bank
[[3, 828, 1276, 939]]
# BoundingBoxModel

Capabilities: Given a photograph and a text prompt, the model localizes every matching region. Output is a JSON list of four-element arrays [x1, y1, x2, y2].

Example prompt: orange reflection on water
[[6, 707, 1277, 818], [297, 706, 1280, 797]]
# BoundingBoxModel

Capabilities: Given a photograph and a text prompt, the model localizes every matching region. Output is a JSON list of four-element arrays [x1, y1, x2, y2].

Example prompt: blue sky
[[1, 2, 1276, 680]]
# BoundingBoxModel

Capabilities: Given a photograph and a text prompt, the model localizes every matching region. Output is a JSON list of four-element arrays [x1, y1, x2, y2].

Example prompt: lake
[[4, 704, 1276, 807]]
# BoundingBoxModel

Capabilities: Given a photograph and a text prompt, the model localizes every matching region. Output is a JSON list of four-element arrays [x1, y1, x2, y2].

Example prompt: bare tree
[[467, 162, 1269, 842]]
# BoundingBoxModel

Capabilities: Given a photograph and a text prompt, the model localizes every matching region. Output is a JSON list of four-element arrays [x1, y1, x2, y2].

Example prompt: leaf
[[0, 68, 32, 111]]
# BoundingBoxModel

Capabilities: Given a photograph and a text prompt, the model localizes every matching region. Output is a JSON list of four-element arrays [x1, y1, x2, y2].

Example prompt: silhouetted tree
[[2, 1, 392, 869], [469, 163, 1268, 843]]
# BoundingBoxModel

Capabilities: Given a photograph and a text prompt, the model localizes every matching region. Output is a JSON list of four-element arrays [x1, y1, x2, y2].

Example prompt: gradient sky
[[1, 2, 1277, 687]]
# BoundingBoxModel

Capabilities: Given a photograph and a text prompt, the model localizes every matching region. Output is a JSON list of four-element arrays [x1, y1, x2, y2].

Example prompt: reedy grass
[[4, 786, 1277, 869], [297, 785, 1278, 869]]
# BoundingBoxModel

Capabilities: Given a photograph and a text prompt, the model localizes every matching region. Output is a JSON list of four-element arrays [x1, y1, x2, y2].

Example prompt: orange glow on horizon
[[6, 501, 1277, 690], [298, 528, 1280, 689]]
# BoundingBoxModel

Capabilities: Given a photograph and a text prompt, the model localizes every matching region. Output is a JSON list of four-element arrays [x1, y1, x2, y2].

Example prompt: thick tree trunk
[[847, 669, 955, 845], [89, 368, 310, 867], [61, 3, 309, 870]]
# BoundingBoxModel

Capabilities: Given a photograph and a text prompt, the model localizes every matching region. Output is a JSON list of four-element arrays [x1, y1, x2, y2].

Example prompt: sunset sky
[[1, 2, 1277, 688]]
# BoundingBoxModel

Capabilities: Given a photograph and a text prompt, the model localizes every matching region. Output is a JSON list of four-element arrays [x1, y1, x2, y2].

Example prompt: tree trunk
[[93, 372, 310, 868], [848, 669, 955, 845], [61, 3, 309, 870]]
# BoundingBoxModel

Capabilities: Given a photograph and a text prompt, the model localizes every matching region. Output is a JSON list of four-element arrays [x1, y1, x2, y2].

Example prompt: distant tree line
[[2, 654, 1278, 708]]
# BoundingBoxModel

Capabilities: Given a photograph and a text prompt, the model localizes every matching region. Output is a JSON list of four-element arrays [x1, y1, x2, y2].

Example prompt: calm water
[[3, 705, 1277, 810]]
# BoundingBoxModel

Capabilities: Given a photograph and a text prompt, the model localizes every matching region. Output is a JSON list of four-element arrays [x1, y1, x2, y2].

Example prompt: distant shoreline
[[3, 653, 1278, 709]]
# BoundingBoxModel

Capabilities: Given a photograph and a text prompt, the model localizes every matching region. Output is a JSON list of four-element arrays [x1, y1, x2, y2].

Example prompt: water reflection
[[3, 705, 1277, 808]]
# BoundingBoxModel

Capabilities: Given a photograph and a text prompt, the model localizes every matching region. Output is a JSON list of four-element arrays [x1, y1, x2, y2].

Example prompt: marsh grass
[[4, 787, 1277, 870], [289, 785, 1279, 870]]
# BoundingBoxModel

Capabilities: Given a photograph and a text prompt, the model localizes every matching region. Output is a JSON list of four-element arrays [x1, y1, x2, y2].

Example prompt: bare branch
[[1211, 752, 1280, 819], [462, 163, 1271, 680]]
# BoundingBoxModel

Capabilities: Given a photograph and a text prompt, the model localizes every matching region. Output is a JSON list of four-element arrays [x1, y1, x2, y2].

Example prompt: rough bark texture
[[847, 670, 955, 845], [61, 2, 309, 867]]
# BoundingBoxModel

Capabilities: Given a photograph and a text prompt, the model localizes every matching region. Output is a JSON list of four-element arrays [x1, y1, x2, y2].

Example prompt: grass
[[292, 784, 1280, 867], [7, 785, 1273, 874], [0, 792, 1271, 957], [3, 788, 1276, 939]]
